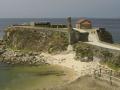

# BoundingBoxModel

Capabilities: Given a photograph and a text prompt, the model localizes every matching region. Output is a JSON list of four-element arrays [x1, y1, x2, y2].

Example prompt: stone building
[[76, 19, 92, 29], [73, 19, 113, 43]]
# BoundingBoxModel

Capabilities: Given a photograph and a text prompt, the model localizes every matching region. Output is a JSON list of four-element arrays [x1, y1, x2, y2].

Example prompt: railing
[[93, 66, 120, 86]]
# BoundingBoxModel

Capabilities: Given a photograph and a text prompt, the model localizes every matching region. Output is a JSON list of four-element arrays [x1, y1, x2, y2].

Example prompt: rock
[[0, 49, 47, 65], [0, 50, 5, 55]]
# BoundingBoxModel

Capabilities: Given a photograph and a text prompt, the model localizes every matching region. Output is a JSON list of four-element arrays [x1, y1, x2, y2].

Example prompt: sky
[[0, 0, 120, 18]]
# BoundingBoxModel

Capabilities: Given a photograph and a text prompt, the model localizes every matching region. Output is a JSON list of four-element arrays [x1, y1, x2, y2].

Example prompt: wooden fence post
[[110, 70, 112, 85], [94, 70, 97, 79], [99, 68, 101, 77]]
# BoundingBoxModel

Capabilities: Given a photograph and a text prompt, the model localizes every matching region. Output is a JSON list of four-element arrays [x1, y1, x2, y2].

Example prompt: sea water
[[0, 64, 68, 90]]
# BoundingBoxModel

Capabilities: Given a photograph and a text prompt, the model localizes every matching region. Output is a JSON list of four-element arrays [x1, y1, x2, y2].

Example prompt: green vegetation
[[73, 42, 93, 62], [5, 28, 69, 53], [73, 42, 120, 70], [100, 50, 113, 63], [50, 24, 67, 28], [100, 52, 120, 70], [34, 22, 51, 27], [48, 32, 69, 54], [33, 22, 67, 28]]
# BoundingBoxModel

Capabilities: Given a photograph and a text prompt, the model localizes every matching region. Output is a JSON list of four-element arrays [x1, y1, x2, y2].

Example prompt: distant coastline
[[0, 18, 120, 43]]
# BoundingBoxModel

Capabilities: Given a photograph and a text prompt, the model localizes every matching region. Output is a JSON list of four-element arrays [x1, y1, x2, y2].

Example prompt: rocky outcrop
[[0, 49, 46, 65], [73, 42, 120, 68], [4, 27, 69, 53], [1, 25, 117, 67]]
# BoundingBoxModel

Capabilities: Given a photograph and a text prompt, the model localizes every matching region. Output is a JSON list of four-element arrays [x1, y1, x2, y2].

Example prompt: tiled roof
[[76, 19, 91, 24]]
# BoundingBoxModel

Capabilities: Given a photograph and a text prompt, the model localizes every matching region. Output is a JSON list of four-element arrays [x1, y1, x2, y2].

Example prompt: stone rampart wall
[[4, 27, 69, 52]]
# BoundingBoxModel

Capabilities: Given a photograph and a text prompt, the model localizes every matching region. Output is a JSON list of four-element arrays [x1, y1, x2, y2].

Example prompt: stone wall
[[72, 30, 89, 43], [72, 28, 113, 43], [97, 28, 113, 43], [4, 27, 69, 53]]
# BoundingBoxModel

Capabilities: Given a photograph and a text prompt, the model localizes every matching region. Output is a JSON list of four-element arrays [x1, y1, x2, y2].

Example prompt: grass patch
[[73, 42, 94, 62], [5, 28, 69, 53]]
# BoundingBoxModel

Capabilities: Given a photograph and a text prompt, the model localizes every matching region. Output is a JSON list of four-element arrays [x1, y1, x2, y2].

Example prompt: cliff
[[4, 26, 69, 53]]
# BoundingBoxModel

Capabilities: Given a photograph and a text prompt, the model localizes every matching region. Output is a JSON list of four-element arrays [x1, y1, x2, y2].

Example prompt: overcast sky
[[0, 0, 120, 18]]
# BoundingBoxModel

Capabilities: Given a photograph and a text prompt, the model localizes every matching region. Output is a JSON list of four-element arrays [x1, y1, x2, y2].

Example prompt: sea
[[0, 18, 120, 43]]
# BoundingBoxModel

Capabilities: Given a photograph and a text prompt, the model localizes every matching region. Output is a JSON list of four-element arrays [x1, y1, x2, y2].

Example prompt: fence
[[93, 66, 120, 86]]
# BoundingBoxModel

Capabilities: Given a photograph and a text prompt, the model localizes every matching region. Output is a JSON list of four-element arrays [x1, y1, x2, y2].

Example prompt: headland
[[0, 17, 120, 89]]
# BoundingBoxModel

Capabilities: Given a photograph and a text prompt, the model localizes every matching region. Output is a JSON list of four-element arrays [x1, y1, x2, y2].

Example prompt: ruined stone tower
[[67, 17, 73, 45]]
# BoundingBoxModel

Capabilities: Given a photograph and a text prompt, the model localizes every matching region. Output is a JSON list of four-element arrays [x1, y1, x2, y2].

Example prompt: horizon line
[[0, 17, 120, 19]]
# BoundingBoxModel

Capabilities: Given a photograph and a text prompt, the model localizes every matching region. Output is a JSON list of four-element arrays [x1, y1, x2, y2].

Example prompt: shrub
[[74, 42, 94, 62]]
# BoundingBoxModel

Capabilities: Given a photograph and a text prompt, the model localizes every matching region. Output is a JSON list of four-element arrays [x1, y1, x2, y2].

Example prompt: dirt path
[[86, 42, 120, 50]]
